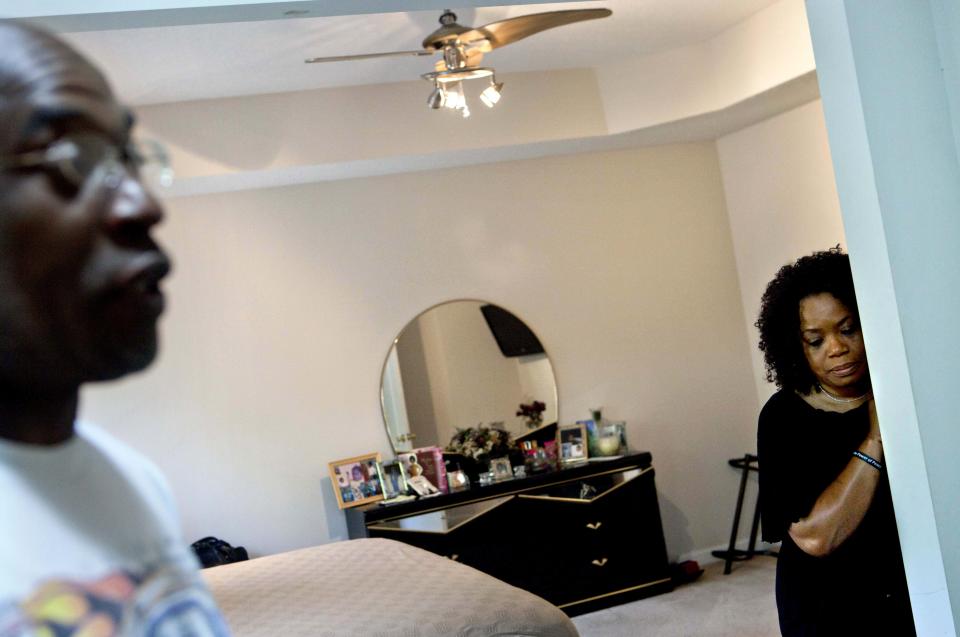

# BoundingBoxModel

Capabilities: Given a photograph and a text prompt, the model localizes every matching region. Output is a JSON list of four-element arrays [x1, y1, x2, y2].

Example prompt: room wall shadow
[[321, 476, 350, 543], [657, 491, 694, 561]]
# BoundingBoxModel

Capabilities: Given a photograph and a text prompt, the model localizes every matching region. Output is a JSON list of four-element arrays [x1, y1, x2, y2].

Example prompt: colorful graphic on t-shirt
[[0, 568, 229, 637]]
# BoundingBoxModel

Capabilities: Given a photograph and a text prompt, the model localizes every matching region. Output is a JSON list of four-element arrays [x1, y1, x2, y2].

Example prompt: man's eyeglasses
[[0, 133, 174, 193]]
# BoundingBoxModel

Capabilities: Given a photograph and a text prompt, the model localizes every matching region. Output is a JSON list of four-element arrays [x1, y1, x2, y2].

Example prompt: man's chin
[[87, 339, 160, 382]]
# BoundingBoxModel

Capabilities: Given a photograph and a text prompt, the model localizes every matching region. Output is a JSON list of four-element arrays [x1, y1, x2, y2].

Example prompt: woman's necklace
[[818, 383, 869, 403]]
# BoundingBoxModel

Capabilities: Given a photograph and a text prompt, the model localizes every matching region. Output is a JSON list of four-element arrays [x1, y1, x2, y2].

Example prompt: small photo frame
[[399, 451, 440, 496], [558, 424, 588, 463], [490, 456, 513, 481], [380, 460, 408, 500], [329, 453, 385, 509]]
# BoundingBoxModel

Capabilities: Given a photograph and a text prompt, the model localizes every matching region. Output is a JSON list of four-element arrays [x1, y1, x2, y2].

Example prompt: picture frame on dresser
[[380, 460, 408, 500], [329, 452, 385, 509], [558, 423, 588, 463], [490, 456, 513, 481]]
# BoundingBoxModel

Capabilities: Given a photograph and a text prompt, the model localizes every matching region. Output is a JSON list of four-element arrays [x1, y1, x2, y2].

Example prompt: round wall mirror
[[380, 300, 558, 455]]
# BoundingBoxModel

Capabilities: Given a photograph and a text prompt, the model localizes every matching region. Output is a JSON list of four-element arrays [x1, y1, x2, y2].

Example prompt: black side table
[[711, 453, 777, 574]]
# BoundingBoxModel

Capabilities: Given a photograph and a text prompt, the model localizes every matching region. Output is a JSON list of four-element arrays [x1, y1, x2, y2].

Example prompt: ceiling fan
[[305, 8, 613, 117]]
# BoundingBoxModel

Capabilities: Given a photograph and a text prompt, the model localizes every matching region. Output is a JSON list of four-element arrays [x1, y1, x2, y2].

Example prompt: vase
[[594, 421, 627, 457]]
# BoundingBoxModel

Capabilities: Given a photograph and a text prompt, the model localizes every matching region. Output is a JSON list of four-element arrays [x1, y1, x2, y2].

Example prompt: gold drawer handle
[[448, 554, 459, 561], [591, 558, 608, 567], [586, 522, 602, 530]]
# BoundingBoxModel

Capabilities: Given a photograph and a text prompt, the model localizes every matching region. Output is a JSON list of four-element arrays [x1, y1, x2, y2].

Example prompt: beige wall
[[717, 99, 846, 406], [597, 0, 814, 134], [81, 142, 760, 560], [137, 68, 608, 180]]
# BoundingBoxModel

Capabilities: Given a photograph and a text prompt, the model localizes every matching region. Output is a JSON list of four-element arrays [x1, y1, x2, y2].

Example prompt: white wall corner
[[597, 0, 815, 135]]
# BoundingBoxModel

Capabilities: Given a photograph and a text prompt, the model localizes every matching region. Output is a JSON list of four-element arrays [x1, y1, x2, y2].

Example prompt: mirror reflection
[[381, 300, 558, 455]]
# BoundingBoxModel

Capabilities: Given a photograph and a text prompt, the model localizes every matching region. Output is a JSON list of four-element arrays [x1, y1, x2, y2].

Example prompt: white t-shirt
[[0, 422, 230, 636]]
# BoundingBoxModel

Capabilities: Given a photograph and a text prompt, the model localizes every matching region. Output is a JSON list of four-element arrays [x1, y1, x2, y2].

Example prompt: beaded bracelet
[[853, 450, 883, 471]]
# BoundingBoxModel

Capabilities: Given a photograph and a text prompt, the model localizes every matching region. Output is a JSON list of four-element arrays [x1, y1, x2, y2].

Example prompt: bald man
[[0, 23, 229, 636]]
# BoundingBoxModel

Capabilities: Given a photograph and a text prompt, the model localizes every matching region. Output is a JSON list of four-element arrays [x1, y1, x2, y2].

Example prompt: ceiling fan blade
[[305, 50, 434, 64], [460, 9, 612, 51]]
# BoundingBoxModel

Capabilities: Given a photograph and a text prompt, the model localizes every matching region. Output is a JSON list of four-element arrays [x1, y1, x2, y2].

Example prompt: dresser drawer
[[510, 467, 670, 606], [552, 549, 639, 605], [517, 540, 667, 608], [517, 466, 659, 543], [366, 496, 521, 565], [555, 563, 673, 614]]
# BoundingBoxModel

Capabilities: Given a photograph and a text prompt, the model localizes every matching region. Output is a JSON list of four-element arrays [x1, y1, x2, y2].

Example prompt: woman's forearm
[[788, 436, 883, 557]]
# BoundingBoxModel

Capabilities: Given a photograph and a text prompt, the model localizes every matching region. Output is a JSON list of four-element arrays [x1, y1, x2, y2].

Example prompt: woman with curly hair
[[756, 247, 915, 636]]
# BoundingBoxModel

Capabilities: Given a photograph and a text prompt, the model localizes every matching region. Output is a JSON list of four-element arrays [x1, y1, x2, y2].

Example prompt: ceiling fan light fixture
[[423, 67, 494, 83], [479, 80, 504, 108], [307, 8, 613, 118], [444, 81, 465, 110], [443, 45, 466, 70], [427, 84, 444, 109]]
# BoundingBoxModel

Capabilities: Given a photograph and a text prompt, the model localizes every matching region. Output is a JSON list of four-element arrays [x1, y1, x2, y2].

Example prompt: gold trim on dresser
[[366, 496, 516, 535], [557, 577, 673, 610], [516, 466, 653, 503], [372, 462, 648, 523]]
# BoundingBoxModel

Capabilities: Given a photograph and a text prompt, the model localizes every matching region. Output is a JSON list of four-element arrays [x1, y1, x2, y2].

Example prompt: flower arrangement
[[516, 400, 547, 429], [446, 423, 514, 461]]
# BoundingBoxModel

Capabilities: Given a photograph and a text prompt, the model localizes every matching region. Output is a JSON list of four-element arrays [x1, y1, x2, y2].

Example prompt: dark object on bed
[[192, 536, 249, 568]]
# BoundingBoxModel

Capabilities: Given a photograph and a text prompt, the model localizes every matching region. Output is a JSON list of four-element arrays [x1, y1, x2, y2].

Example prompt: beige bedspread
[[203, 538, 579, 637]]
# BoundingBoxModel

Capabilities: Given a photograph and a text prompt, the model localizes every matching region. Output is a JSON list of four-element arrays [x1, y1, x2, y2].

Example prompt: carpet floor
[[571, 556, 780, 637]]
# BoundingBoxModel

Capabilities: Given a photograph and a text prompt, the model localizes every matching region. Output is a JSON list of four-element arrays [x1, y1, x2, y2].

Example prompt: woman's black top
[[757, 390, 915, 636]]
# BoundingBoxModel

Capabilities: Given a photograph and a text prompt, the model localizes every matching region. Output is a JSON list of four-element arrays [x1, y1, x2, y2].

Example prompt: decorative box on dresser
[[344, 452, 673, 616]]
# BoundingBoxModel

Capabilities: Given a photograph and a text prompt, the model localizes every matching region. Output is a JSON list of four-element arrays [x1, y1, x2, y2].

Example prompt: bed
[[202, 538, 580, 637]]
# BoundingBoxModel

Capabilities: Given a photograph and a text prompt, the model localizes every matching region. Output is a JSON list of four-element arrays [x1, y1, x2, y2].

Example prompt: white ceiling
[[61, 0, 782, 106]]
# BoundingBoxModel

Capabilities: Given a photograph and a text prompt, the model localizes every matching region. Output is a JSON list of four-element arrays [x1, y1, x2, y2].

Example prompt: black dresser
[[344, 452, 673, 616]]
